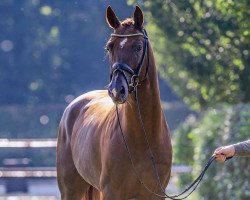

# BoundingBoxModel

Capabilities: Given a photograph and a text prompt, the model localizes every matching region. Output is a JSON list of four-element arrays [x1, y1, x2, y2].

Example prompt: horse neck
[[122, 45, 163, 138]]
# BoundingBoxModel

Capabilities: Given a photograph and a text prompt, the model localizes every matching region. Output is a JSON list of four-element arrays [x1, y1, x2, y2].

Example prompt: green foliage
[[173, 115, 197, 186], [0, 1, 132, 105], [128, 0, 250, 110], [173, 104, 250, 200]]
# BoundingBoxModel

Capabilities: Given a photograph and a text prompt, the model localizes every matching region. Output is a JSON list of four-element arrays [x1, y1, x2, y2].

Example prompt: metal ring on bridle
[[129, 75, 139, 92]]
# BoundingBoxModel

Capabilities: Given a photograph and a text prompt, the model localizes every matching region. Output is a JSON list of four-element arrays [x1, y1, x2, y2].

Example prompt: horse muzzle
[[108, 69, 129, 104], [108, 84, 128, 104]]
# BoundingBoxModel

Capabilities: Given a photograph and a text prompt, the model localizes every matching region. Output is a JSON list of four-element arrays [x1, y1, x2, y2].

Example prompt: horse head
[[106, 6, 148, 104]]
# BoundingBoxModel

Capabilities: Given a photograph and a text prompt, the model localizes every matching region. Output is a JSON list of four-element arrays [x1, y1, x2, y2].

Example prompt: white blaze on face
[[120, 38, 127, 49]]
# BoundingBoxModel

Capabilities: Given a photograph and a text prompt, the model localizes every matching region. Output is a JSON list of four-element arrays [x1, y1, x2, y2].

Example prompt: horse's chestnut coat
[[57, 6, 172, 200]]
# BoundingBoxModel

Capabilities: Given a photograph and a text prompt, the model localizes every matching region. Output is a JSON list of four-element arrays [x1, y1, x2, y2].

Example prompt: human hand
[[214, 145, 235, 163]]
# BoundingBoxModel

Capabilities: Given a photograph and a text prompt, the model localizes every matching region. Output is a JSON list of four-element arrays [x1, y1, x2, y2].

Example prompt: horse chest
[[102, 138, 169, 185]]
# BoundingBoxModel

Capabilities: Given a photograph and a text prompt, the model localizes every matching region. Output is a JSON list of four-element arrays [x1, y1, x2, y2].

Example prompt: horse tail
[[83, 186, 102, 200]]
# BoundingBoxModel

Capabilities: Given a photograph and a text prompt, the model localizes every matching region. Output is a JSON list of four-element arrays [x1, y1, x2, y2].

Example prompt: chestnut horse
[[57, 6, 172, 200]]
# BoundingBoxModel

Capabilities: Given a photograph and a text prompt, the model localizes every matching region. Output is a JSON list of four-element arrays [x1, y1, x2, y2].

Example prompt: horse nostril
[[120, 86, 125, 96], [108, 88, 114, 98]]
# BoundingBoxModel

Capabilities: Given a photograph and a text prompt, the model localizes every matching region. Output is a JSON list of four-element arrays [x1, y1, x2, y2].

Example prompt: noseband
[[109, 30, 149, 93]]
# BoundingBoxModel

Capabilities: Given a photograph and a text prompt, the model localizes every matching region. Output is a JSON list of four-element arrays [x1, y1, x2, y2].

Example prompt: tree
[[174, 104, 250, 199], [128, 0, 250, 110]]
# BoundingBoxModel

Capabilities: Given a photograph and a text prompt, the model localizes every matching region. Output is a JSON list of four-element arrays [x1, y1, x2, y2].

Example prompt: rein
[[111, 30, 217, 199]]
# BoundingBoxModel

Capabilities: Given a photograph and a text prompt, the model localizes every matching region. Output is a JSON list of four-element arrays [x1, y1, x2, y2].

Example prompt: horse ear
[[106, 6, 120, 29], [133, 5, 144, 29]]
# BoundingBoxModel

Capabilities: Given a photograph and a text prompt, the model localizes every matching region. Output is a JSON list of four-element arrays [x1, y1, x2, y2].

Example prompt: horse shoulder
[[58, 90, 109, 143]]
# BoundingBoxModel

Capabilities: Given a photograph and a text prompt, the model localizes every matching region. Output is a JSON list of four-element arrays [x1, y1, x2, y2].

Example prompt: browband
[[111, 33, 145, 38]]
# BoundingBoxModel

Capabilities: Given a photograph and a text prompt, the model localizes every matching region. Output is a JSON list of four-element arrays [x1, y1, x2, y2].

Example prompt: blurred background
[[0, 0, 249, 199]]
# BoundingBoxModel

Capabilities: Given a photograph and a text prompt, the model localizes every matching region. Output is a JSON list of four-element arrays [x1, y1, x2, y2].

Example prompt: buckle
[[129, 75, 140, 93]]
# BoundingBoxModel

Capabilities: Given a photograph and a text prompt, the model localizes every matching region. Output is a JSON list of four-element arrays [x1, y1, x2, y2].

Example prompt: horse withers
[[57, 6, 172, 200]]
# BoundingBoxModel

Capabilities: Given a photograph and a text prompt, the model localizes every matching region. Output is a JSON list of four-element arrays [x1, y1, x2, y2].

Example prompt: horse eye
[[134, 44, 142, 52], [105, 46, 110, 52], [106, 44, 113, 53]]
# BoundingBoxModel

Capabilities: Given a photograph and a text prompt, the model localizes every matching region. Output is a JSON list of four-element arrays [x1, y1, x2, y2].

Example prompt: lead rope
[[115, 92, 217, 199]]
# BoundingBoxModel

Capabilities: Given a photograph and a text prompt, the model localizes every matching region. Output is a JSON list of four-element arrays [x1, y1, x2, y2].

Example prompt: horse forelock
[[120, 18, 143, 32], [121, 18, 134, 27]]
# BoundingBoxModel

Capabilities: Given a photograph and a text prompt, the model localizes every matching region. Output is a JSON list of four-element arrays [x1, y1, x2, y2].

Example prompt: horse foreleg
[[57, 127, 90, 200], [102, 187, 126, 200]]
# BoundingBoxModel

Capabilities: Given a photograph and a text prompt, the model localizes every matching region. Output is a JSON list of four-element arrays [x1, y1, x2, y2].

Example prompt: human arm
[[234, 140, 250, 157], [214, 140, 250, 163]]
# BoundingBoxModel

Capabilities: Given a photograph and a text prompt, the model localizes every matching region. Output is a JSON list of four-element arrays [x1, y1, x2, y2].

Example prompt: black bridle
[[109, 29, 149, 93], [109, 29, 218, 199]]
